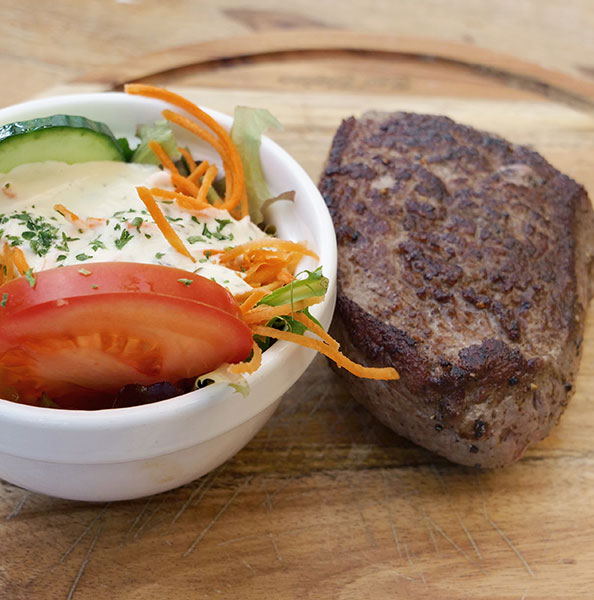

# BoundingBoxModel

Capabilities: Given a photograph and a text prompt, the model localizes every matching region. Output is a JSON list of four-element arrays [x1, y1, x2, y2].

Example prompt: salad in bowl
[[0, 86, 396, 500]]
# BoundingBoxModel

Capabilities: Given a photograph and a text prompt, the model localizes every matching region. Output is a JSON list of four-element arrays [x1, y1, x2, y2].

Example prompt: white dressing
[[0, 161, 269, 295]]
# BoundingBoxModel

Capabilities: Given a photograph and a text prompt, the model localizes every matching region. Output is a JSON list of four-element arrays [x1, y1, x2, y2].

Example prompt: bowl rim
[[0, 91, 337, 463]]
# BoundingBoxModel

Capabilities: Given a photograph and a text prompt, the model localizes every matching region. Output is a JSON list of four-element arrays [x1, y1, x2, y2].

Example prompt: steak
[[319, 111, 594, 467]]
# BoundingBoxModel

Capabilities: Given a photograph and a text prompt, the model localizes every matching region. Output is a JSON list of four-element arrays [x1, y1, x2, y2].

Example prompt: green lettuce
[[130, 119, 181, 165], [230, 107, 282, 225]]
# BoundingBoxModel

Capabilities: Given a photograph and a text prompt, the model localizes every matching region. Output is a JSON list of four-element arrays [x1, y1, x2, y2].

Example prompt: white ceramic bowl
[[0, 92, 337, 501]]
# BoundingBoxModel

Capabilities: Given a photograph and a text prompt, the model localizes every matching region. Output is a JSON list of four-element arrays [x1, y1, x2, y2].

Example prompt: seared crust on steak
[[319, 112, 594, 467]]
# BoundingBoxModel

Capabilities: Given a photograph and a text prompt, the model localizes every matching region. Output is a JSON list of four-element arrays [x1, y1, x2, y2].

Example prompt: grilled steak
[[319, 112, 594, 467]]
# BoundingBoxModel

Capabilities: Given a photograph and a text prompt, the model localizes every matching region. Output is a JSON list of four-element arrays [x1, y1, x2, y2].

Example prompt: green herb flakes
[[177, 278, 193, 287], [24, 268, 37, 288], [115, 229, 133, 250]]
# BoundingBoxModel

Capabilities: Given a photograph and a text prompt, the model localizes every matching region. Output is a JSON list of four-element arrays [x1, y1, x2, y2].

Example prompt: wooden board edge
[[71, 30, 594, 112]]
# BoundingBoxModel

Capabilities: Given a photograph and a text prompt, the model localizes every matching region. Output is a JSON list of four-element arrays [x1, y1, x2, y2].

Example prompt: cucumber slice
[[0, 115, 125, 173]]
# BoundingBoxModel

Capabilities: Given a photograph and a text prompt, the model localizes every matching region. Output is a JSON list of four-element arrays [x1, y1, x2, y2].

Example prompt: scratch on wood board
[[381, 470, 403, 559], [457, 514, 482, 560], [123, 496, 153, 542], [60, 504, 110, 564], [269, 533, 283, 563], [431, 465, 482, 560], [481, 498, 536, 578], [421, 509, 473, 563], [65, 522, 104, 600], [259, 476, 295, 511], [183, 479, 250, 558], [133, 496, 167, 540], [5, 490, 31, 521], [403, 541, 427, 587], [242, 558, 256, 573], [428, 527, 439, 554], [171, 471, 217, 526], [349, 477, 377, 548], [216, 522, 320, 547]]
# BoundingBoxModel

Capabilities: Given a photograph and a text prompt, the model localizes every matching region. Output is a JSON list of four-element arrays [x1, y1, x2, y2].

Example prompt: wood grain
[[1, 5, 594, 598], [71, 31, 594, 112]]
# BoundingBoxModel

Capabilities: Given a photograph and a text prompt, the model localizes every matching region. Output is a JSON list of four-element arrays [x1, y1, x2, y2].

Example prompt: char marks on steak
[[319, 111, 594, 467]]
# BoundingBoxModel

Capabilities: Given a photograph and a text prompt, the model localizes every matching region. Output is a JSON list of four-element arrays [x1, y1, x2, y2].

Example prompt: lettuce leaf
[[258, 267, 328, 307], [131, 119, 181, 165], [194, 365, 249, 397], [230, 107, 282, 225]]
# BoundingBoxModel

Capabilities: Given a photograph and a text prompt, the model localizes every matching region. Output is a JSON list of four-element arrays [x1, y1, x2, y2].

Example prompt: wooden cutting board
[[2, 32, 594, 600]]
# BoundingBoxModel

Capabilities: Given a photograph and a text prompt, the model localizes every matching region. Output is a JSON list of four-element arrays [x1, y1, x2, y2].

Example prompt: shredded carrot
[[252, 325, 399, 381], [239, 288, 269, 314], [178, 146, 197, 172], [188, 161, 210, 185], [293, 311, 339, 350], [236, 188, 249, 221], [162, 110, 236, 207], [53, 204, 104, 229], [171, 172, 200, 197], [162, 110, 225, 157], [228, 340, 262, 375], [0, 242, 16, 284], [2, 185, 15, 199], [136, 187, 195, 262], [196, 164, 218, 205], [12, 247, 30, 276], [243, 297, 322, 325], [150, 188, 211, 212], [125, 84, 246, 214], [148, 140, 179, 175], [54, 203, 84, 227], [220, 239, 318, 263]]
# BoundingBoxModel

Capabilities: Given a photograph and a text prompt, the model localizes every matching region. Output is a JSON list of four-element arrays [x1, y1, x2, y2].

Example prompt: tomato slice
[[0, 264, 253, 410], [0, 262, 242, 319]]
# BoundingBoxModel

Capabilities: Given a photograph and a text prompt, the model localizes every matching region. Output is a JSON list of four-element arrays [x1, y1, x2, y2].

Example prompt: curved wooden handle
[[73, 30, 594, 110]]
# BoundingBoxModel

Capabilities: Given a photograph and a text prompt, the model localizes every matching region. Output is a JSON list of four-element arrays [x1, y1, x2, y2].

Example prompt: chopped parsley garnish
[[1, 293, 7, 308], [187, 235, 205, 244], [76, 253, 92, 261], [177, 278, 193, 287], [115, 229, 133, 250], [201, 219, 234, 241], [8, 211, 60, 256], [24, 268, 37, 288], [55, 232, 79, 253], [78, 268, 92, 276], [90, 237, 106, 251], [155, 252, 165, 259], [131, 217, 144, 232], [215, 218, 231, 230], [56, 254, 67, 262]]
